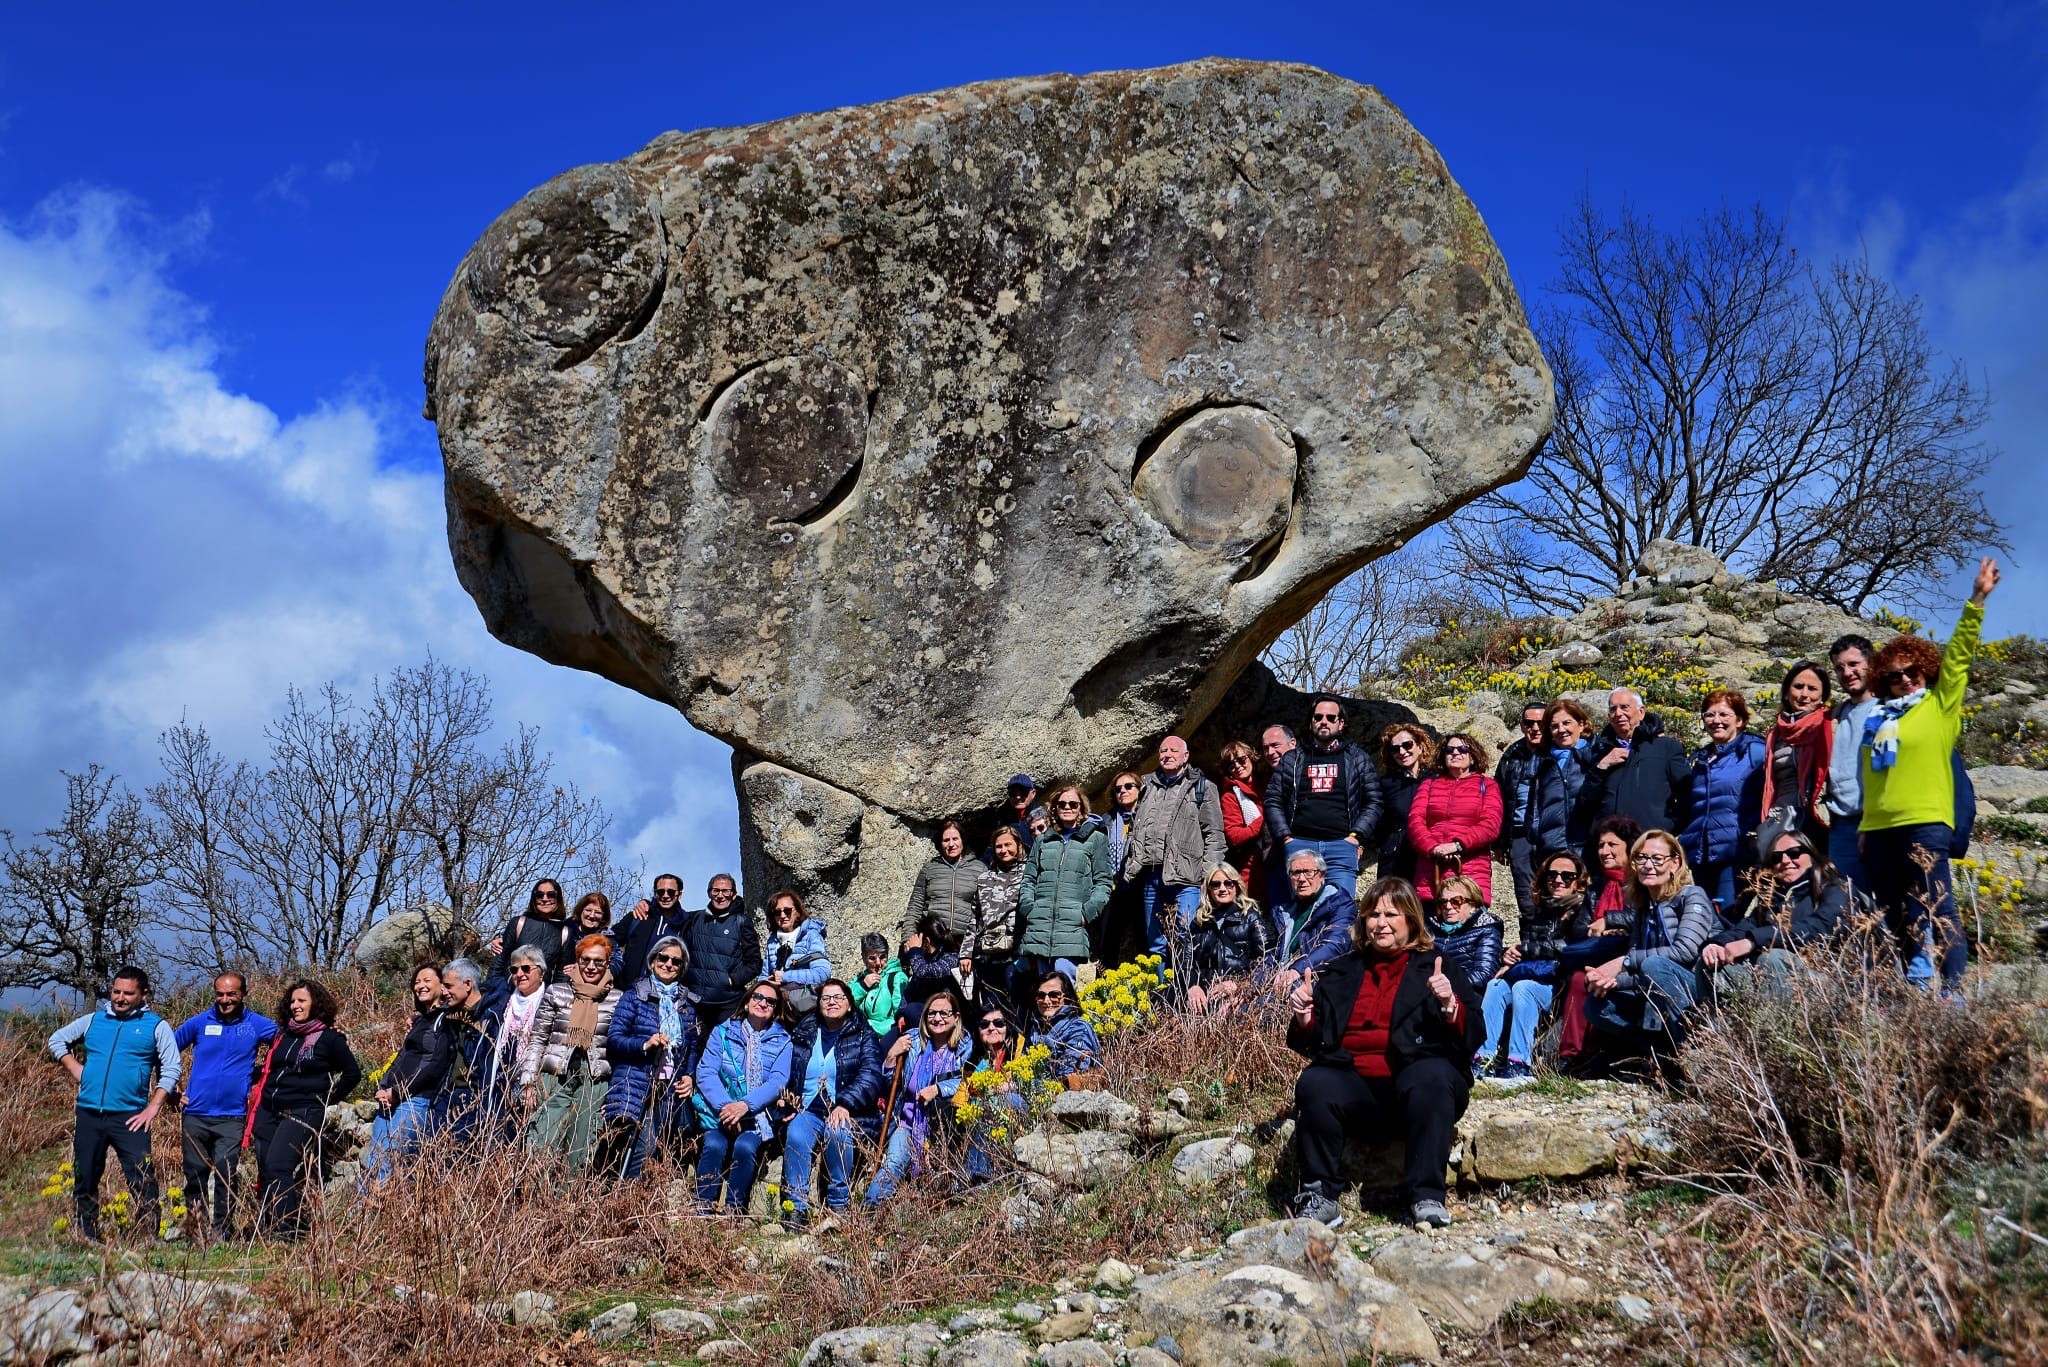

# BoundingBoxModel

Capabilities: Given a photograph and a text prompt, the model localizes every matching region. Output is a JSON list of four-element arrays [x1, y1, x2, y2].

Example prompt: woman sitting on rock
[[1183, 862, 1271, 1015], [1025, 971, 1103, 1083], [1552, 816, 1638, 1072], [692, 979, 793, 1212], [1581, 830, 1717, 1064], [776, 978, 884, 1227], [1408, 733, 1504, 905], [1479, 848, 1587, 1079], [1424, 875, 1501, 1075], [1679, 689, 1766, 912], [1286, 876, 1482, 1230], [865, 987, 973, 1204], [1699, 829, 1853, 996]]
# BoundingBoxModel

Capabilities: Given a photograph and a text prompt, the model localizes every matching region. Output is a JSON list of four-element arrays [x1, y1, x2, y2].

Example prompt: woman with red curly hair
[[1860, 557, 2001, 992]]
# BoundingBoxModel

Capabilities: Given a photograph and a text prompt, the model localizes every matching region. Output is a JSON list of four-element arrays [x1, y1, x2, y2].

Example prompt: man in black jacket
[[1579, 689, 1690, 836], [678, 873, 761, 1030], [1263, 694, 1382, 899], [613, 873, 689, 988], [1494, 702, 1549, 916]]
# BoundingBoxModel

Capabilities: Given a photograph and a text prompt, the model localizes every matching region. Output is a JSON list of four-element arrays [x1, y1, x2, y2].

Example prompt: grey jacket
[[1616, 884, 1719, 990], [518, 980, 623, 1086], [1124, 767, 1227, 887], [905, 853, 989, 938]]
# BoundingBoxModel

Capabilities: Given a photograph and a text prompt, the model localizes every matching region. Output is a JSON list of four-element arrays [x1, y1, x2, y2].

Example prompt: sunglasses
[[1312, 713, 1342, 724], [1391, 741, 1417, 753], [654, 888, 680, 898], [1543, 870, 1580, 883], [577, 956, 608, 967], [1207, 880, 1235, 891], [650, 953, 682, 966], [1880, 669, 1919, 686], [1439, 896, 1474, 908], [1522, 717, 1547, 729], [1114, 782, 1138, 792], [510, 965, 541, 975], [1226, 755, 1253, 768], [1054, 799, 1081, 809], [978, 1019, 1007, 1030], [1034, 990, 1064, 1001], [535, 891, 561, 901], [1443, 744, 1471, 756], [1769, 848, 1810, 864], [774, 904, 800, 916]]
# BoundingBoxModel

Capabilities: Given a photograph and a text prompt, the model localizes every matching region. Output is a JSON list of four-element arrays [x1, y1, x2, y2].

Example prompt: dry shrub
[[1656, 940, 2048, 1362], [0, 1026, 74, 1171], [1101, 980, 1299, 1116]]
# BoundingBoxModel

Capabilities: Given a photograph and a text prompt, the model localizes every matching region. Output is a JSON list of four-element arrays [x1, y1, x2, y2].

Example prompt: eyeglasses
[[1054, 799, 1081, 809], [1288, 867, 1321, 879], [708, 887, 736, 899], [820, 994, 851, 1006], [650, 953, 682, 966], [1632, 854, 1675, 869], [923, 1009, 957, 1021], [1769, 848, 1810, 865], [1443, 745, 1471, 756], [749, 992, 780, 1005], [1543, 870, 1580, 884]]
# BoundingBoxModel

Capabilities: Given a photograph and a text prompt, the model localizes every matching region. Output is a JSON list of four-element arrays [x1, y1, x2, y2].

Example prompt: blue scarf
[[694, 1020, 777, 1138], [1861, 689, 1925, 771]]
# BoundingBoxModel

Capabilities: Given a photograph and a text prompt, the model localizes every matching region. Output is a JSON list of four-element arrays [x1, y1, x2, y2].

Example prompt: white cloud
[[0, 186, 737, 893]]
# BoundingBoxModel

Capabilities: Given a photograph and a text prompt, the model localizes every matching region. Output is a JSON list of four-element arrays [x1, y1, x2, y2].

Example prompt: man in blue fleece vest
[[47, 965, 182, 1243], [173, 972, 276, 1239]]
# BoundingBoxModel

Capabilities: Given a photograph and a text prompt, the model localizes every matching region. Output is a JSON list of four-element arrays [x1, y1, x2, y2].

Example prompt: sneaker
[[1291, 1184, 1344, 1229], [1409, 1199, 1453, 1229], [1502, 1059, 1535, 1080]]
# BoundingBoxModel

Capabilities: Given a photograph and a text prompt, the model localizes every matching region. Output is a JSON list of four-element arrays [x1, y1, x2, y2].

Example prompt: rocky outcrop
[[426, 59, 1552, 961], [0, 1273, 288, 1364]]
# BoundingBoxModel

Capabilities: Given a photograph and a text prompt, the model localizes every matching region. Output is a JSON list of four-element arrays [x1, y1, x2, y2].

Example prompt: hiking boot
[[1501, 1059, 1535, 1080], [1409, 1199, 1453, 1229], [781, 1207, 810, 1232], [1291, 1183, 1344, 1229]]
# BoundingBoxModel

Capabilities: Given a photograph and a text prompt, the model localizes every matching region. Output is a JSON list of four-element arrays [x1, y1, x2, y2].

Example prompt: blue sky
[[2, 1, 2043, 895]]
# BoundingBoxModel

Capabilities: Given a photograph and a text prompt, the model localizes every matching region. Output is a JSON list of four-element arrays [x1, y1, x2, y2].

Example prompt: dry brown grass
[[1651, 940, 2048, 1363]]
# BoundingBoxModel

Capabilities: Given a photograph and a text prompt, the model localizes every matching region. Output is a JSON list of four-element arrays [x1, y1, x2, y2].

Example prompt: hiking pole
[[875, 1055, 906, 1151]]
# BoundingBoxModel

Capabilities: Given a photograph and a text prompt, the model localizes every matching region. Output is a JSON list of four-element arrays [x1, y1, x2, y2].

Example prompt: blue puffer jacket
[[780, 1014, 887, 1128], [1026, 1006, 1103, 1077], [604, 978, 701, 1122], [766, 918, 832, 991], [1528, 742, 1593, 853], [1267, 882, 1357, 975], [1679, 733, 1767, 869], [1429, 908, 1504, 985]]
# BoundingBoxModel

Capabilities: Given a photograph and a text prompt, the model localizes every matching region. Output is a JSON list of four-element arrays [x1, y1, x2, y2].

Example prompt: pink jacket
[[1407, 772, 1504, 900]]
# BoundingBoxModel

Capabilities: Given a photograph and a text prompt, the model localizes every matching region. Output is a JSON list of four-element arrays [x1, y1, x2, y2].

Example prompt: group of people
[[47, 560, 2001, 1240]]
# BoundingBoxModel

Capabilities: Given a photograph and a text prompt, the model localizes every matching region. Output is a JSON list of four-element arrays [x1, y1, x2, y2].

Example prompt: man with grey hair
[[433, 957, 507, 1141], [1581, 687, 1690, 834], [1125, 735, 1227, 960], [1268, 849, 1356, 995]]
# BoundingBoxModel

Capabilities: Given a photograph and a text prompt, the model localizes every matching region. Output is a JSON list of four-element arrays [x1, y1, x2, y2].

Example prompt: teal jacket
[[853, 959, 909, 1034], [1018, 819, 1112, 959]]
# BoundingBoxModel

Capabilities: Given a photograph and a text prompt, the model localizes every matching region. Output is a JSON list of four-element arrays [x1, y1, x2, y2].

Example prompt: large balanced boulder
[[426, 59, 1551, 953]]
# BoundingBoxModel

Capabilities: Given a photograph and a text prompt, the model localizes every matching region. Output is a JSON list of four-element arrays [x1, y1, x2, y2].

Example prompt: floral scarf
[[1862, 689, 1925, 771]]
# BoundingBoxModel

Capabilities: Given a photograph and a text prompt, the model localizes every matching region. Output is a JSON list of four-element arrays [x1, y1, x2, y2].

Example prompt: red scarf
[[1595, 866, 1628, 918], [1761, 707, 1833, 816]]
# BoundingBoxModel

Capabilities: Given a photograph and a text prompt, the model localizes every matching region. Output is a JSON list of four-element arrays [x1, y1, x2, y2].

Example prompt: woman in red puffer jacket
[[1407, 733, 1504, 903]]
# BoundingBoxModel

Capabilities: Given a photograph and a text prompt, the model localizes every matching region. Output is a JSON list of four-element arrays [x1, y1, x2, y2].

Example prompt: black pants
[[75, 1106, 159, 1238], [1293, 1060, 1465, 1205], [1507, 835, 1537, 919], [251, 1104, 324, 1239], [181, 1112, 244, 1234]]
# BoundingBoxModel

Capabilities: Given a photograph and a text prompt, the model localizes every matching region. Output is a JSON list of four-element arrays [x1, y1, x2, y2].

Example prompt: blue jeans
[[1585, 956, 1699, 1049], [695, 1126, 767, 1210], [1862, 821, 1963, 990], [1283, 837, 1361, 900], [361, 1095, 434, 1181], [964, 1092, 1028, 1179], [1137, 871, 1203, 960], [1828, 814, 1865, 891], [1481, 976, 1554, 1065], [783, 1109, 858, 1212], [864, 1127, 919, 1205], [622, 1088, 695, 1181]]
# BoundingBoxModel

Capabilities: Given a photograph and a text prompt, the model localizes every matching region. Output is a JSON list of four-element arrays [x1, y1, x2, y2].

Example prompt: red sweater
[[1340, 952, 1408, 1079], [1407, 773, 1504, 900]]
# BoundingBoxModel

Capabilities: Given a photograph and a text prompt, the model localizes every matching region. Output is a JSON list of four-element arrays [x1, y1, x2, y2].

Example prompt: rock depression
[[424, 58, 1552, 942]]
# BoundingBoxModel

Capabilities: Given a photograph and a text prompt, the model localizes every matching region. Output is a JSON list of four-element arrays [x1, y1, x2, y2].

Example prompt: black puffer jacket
[[1580, 714, 1691, 835], [385, 1002, 452, 1102], [1712, 880, 1852, 956], [1493, 739, 1543, 838], [489, 912, 577, 983], [1429, 909, 1504, 986], [1185, 903, 1274, 986], [679, 902, 762, 1017], [1376, 770, 1425, 880]]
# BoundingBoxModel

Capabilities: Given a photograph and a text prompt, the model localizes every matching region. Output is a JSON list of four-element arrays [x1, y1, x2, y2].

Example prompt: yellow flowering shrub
[[953, 1043, 1061, 1131], [1079, 957, 1167, 1036]]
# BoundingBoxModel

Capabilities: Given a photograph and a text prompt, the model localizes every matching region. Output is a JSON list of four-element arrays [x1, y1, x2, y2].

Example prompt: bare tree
[[1264, 543, 1500, 691], [0, 767, 162, 999], [151, 659, 622, 971], [1445, 197, 2003, 615]]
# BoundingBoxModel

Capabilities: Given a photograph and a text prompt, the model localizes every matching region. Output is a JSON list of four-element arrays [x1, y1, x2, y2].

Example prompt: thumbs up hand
[[1427, 956, 1457, 1014]]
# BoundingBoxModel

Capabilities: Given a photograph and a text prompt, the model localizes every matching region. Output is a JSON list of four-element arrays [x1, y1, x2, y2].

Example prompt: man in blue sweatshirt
[[173, 972, 277, 1239], [47, 966, 182, 1243]]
